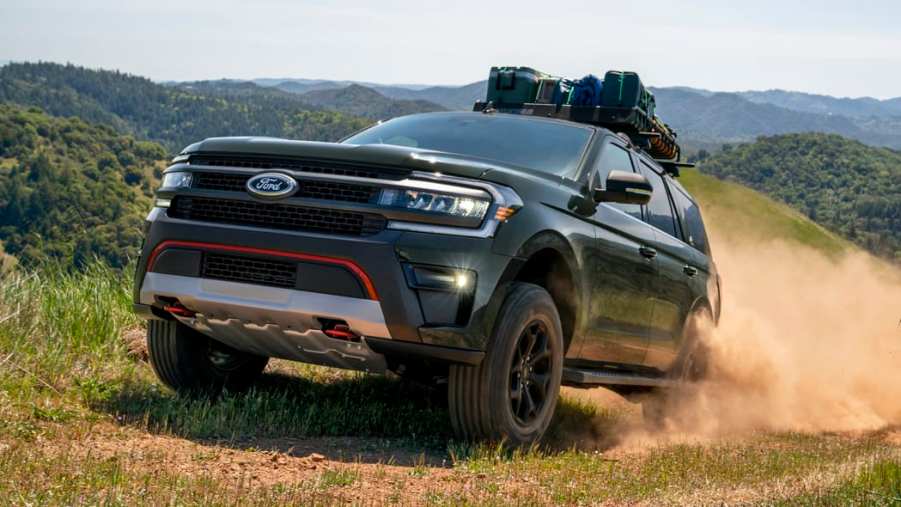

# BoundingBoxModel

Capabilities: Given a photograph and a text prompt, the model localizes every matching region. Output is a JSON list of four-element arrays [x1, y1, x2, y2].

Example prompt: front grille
[[192, 172, 247, 192], [202, 253, 296, 289], [190, 155, 408, 180], [192, 172, 379, 204], [297, 180, 377, 203], [169, 196, 385, 236]]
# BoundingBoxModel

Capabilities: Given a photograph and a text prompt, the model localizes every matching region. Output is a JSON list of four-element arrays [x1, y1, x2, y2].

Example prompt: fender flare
[[479, 230, 586, 352]]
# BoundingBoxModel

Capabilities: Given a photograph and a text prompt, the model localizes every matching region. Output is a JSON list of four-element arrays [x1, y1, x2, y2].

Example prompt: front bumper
[[134, 208, 515, 367]]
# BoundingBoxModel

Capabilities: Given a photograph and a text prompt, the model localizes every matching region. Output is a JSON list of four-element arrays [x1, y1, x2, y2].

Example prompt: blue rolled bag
[[570, 75, 604, 106]]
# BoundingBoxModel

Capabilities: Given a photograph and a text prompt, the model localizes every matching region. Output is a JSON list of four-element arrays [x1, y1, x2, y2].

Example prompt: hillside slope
[[0, 104, 167, 268], [678, 169, 850, 256], [698, 133, 900, 261], [0, 62, 370, 151]]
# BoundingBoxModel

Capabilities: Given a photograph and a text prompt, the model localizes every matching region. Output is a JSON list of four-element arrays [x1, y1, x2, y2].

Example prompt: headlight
[[160, 171, 193, 190], [378, 188, 490, 219]]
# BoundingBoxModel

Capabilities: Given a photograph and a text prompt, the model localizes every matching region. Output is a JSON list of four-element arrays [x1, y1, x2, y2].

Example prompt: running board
[[562, 367, 675, 388]]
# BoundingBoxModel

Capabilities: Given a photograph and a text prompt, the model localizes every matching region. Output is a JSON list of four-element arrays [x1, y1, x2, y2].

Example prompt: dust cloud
[[642, 235, 901, 440]]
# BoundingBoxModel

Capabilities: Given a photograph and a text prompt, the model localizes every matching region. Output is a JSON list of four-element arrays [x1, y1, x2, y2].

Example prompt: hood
[[181, 137, 565, 187]]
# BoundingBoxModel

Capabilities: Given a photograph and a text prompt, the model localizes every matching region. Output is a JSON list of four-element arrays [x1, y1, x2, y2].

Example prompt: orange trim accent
[[495, 206, 518, 221], [147, 240, 379, 300]]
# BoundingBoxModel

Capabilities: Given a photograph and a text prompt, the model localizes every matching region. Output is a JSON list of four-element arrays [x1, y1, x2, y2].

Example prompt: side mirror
[[593, 170, 653, 205]]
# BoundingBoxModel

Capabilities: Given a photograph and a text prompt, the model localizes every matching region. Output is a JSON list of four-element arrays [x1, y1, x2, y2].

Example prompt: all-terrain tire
[[147, 319, 268, 396], [448, 283, 564, 446]]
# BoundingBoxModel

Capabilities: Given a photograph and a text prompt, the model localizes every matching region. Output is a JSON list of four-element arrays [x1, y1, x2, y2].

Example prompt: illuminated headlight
[[160, 171, 193, 190], [378, 188, 490, 219]]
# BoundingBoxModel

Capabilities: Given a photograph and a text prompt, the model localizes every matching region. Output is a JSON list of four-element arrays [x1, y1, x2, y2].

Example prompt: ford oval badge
[[246, 172, 298, 200]]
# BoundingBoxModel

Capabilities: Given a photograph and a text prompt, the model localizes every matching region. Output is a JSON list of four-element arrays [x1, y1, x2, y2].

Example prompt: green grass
[[0, 442, 344, 506], [85, 370, 451, 443], [445, 432, 894, 505], [774, 459, 901, 506], [681, 168, 851, 256], [0, 262, 451, 445]]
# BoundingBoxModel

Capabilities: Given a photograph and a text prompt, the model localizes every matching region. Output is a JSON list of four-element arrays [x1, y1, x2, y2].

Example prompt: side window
[[595, 141, 642, 219], [672, 188, 710, 254], [638, 161, 678, 237]]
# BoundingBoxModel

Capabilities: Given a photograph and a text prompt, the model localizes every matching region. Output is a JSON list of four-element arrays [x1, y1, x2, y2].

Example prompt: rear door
[[634, 159, 703, 371], [577, 138, 658, 366]]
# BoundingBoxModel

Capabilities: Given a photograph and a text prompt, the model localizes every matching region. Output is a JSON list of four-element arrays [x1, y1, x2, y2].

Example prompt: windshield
[[343, 112, 593, 177]]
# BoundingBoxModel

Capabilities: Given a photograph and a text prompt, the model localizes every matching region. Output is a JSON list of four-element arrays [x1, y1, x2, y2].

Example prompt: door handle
[[639, 246, 657, 259], [683, 265, 698, 277]]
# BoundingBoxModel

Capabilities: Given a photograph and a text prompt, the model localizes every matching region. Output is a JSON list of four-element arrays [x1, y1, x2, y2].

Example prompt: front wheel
[[147, 319, 269, 396], [448, 283, 564, 446]]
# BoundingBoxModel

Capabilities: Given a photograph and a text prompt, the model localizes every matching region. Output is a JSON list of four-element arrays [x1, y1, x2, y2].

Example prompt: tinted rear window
[[672, 187, 710, 255], [638, 161, 679, 237], [343, 113, 592, 177]]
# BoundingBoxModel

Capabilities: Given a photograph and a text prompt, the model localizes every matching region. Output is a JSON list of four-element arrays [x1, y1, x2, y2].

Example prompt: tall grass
[[0, 261, 452, 443], [0, 261, 139, 397]]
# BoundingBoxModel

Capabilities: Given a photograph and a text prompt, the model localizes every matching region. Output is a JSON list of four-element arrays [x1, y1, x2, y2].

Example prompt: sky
[[2, 0, 900, 99]]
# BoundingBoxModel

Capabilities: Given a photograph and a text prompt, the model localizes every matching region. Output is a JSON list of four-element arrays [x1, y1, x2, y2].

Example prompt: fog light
[[404, 264, 476, 292]]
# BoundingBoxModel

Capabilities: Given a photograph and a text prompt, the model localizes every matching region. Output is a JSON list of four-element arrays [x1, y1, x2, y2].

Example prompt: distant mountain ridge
[[297, 84, 445, 119], [254, 78, 487, 111], [4, 61, 901, 152], [175, 79, 447, 119], [650, 87, 901, 149], [244, 76, 901, 149], [736, 89, 901, 118]]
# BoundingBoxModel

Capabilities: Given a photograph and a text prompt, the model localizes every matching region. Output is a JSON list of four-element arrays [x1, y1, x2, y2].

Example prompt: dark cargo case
[[487, 67, 548, 106], [602, 71, 655, 118]]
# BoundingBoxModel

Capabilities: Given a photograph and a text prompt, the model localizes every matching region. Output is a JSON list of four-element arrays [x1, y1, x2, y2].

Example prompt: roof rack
[[474, 100, 684, 173]]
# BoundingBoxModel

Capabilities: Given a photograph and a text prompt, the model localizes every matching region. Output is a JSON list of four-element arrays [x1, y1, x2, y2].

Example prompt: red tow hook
[[163, 302, 196, 318], [322, 323, 359, 341]]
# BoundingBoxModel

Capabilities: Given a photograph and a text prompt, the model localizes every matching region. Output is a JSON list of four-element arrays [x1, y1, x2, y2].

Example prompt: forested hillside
[[0, 62, 371, 152], [0, 104, 166, 268], [700, 133, 901, 261]]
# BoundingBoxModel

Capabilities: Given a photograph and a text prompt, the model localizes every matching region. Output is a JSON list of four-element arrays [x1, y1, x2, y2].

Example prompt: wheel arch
[[503, 230, 585, 354]]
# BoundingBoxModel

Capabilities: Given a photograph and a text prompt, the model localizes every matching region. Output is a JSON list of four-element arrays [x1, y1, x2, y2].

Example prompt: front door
[[578, 140, 658, 366]]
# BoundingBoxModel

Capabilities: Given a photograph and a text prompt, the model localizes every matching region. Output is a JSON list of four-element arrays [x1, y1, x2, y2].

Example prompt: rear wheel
[[448, 283, 564, 446], [641, 307, 714, 426], [147, 319, 269, 396]]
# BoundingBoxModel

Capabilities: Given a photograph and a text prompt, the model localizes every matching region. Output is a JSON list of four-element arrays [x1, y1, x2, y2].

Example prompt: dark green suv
[[134, 111, 720, 445]]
